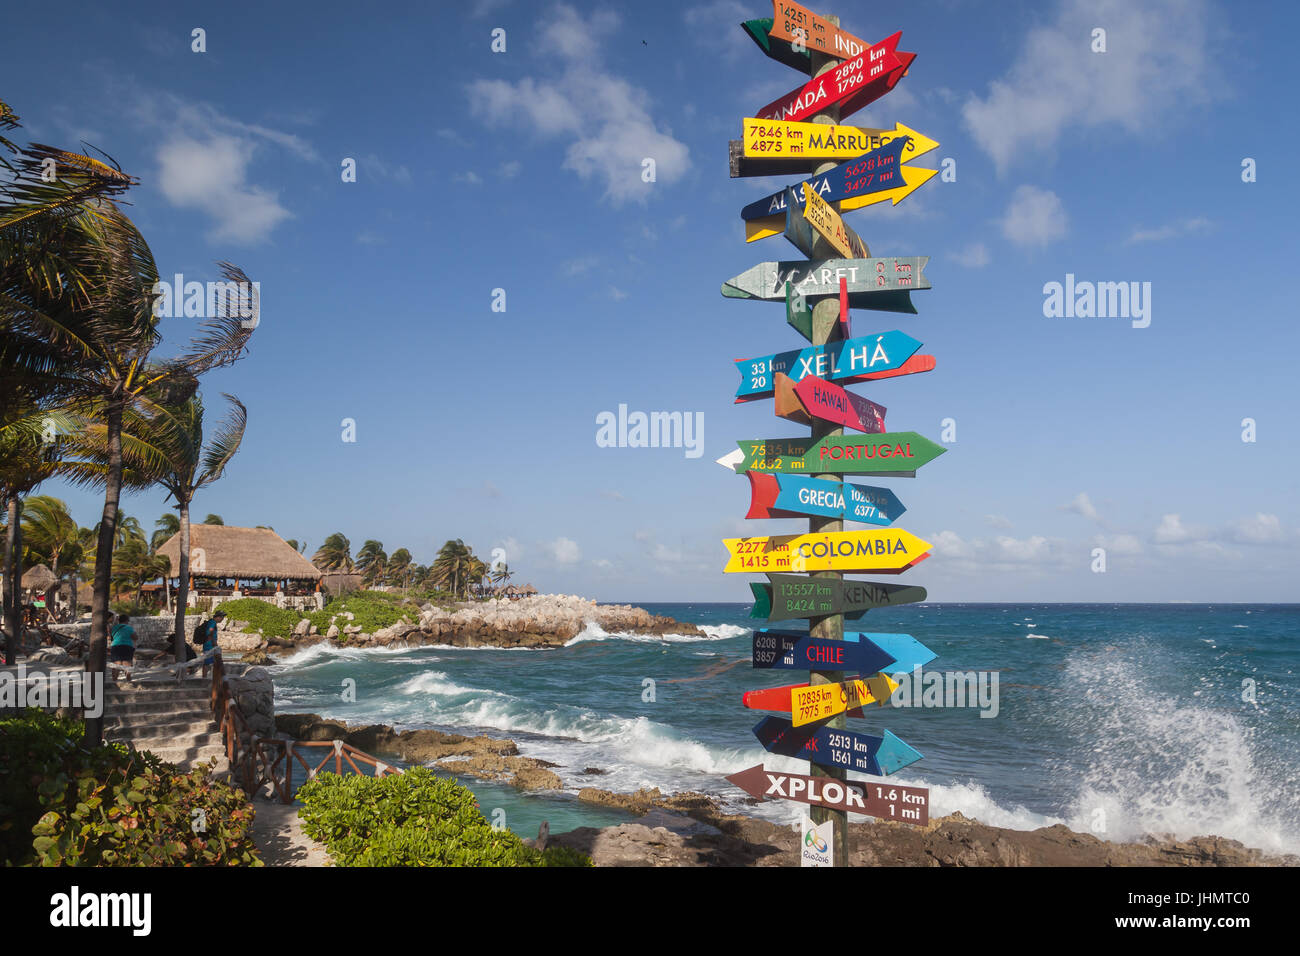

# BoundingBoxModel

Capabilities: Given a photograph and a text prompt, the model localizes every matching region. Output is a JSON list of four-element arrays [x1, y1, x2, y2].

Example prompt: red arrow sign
[[756, 32, 903, 123], [855, 353, 936, 382], [726, 764, 930, 824]]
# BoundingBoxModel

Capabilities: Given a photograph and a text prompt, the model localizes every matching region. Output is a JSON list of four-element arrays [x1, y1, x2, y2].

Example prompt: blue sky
[[6, 0, 1298, 601]]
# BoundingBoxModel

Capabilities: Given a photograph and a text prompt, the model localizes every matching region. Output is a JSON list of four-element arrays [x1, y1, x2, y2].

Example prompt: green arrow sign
[[736, 433, 947, 477], [752, 574, 927, 622]]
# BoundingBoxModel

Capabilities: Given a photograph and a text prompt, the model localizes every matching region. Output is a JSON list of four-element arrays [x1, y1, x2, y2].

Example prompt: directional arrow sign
[[774, 372, 887, 434], [786, 281, 813, 341], [792, 675, 898, 726], [722, 528, 931, 574], [751, 575, 926, 621], [744, 165, 940, 241], [752, 717, 924, 780], [800, 185, 870, 260], [849, 632, 938, 674], [727, 763, 930, 822], [756, 32, 903, 123], [722, 257, 929, 313], [741, 119, 939, 163], [744, 472, 904, 525], [767, 0, 873, 60], [855, 353, 936, 382], [741, 137, 911, 223], [735, 331, 922, 402], [740, 18, 812, 74], [736, 433, 948, 477], [752, 629, 895, 673]]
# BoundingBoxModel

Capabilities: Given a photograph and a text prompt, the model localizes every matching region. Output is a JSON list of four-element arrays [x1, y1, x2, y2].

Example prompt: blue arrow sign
[[753, 716, 923, 777], [753, 629, 896, 674], [846, 633, 937, 674], [772, 473, 906, 525], [736, 331, 922, 401], [741, 136, 911, 223]]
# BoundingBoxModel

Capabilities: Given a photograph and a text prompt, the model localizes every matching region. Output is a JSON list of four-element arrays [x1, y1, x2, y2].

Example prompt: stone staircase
[[104, 678, 230, 775]]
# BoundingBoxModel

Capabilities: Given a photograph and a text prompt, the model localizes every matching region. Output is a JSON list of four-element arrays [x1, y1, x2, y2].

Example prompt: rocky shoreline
[[275, 713, 1295, 867], [219, 594, 704, 657]]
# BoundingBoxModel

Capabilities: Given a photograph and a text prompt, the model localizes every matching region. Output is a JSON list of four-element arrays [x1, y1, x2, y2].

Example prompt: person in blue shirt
[[195, 609, 225, 677], [109, 613, 136, 681]]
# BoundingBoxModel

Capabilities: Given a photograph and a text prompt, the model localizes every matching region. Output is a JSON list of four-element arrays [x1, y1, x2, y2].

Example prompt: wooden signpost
[[734, 432, 947, 476], [751, 574, 927, 621], [722, 256, 929, 311], [721, 528, 931, 574], [727, 763, 930, 823], [734, 330, 923, 401], [722, 7, 940, 862], [774, 372, 886, 433]]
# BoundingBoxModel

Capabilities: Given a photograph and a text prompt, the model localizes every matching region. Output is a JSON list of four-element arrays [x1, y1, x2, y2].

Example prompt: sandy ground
[[250, 800, 332, 866]]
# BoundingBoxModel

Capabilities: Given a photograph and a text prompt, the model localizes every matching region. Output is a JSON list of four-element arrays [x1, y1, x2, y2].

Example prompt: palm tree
[[490, 561, 512, 594], [432, 539, 474, 599], [313, 532, 353, 572], [284, 538, 305, 554], [355, 539, 386, 588], [3, 120, 255, 743], [78, 393, 245, 660], [152, 512, 179, 551], [386, 547, 412, 589], [203, 513, 223, 525]]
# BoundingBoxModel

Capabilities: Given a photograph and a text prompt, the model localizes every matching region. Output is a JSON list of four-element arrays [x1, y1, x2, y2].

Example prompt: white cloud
[[1225, 513, 1285, 545], [467, 4, 690, 204], [609, 286, 628, 301], [962, 0, 1217, 174], [1153, 513, 1204, 545], [500, 537, 524, 563], [598, 489, 625, 501], [562, 256, 599, 276], [928, 529, 1075, 573], [1126, 217, 1211, 244], [1062, 491, 1101, 522], [157, 135, 291, 244], [984, 514, 1013, 529], [1095, 532, 1142, 555], [999, 185, 1067, 246], [360, 153, 412, 185], [499, 160, 522, 179], [950, 242, 990, 268], [455, 170, 483, 185], [547, 537, 581, 564]]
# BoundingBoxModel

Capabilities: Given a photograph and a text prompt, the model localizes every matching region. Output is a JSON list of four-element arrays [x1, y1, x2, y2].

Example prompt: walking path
[[250, 799, 332, 866]]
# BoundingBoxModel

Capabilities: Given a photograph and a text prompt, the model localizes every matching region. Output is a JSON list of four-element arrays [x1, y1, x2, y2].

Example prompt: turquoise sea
[[268, 602, 1300, 854]]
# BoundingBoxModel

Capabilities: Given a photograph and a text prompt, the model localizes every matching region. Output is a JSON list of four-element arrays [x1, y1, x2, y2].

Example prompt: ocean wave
[[563, 620, 748, 647], [269, 640, 428, 670], [1025, 633, 1051, 640]]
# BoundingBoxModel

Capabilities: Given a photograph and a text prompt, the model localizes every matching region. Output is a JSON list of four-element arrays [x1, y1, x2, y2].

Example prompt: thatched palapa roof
[[157, 525, 321, 581], [521, 583, 538, 595], [22, 563, 58, 590]]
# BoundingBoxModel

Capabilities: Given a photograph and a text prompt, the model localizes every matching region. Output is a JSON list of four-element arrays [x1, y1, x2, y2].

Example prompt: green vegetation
[[308, 590, 419, 636], [296, 767, 590, 867], [0, 709, 261, 866], [215, 597, 304, 640]]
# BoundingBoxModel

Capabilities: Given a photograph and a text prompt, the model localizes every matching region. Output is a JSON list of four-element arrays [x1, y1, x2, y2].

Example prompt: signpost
[[751, 574, 927, 621], [740, 138, 912, 223], [751, 629, 936, 672], [721, 7, 942, 863], [744, 472, 904, 524], [722, 256, 929, 310], [727, 764, 930, 824], [755, 33, 905, 122], [734, 330, 923, 401], [734, 432, 947, 476], [721, 528, 932, 574]]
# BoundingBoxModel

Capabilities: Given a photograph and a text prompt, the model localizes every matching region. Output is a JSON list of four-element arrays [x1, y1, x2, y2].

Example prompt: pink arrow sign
[[756, 32, 903, 123], [795, 375, 886, 433]]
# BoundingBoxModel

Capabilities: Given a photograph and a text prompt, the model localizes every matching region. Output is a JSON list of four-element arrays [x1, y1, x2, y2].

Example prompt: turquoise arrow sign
[[846, 633, 937, 674], [735, 331, 922, 401]]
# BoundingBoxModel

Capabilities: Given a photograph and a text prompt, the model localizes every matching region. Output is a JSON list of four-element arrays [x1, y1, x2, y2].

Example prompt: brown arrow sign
[[726, 764, 929, 825]]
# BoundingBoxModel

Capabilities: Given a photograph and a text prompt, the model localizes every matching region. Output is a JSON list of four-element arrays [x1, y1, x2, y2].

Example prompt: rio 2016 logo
[[804, 829, 828, 852]]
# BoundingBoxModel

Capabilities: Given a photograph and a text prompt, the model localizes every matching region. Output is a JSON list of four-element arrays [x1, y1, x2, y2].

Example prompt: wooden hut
[[21, 563, 57, 593], [520, 583, 538, 597], [156, 525, 323, 611]]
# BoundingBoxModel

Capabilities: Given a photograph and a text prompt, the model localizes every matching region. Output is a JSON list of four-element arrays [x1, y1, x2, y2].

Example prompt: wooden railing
[[209, 655, 402, 803]]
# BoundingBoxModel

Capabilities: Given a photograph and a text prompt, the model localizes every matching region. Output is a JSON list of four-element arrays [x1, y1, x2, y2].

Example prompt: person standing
[[195, 609, 225, 678], [109, 613, 136, 681]]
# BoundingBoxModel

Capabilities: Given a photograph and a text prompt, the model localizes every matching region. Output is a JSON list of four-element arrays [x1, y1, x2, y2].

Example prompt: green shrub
[[0, 709, 262, 866], [297, 767, 591, 867], [308, 591, 416, 637], [214, 598, 305, 639]]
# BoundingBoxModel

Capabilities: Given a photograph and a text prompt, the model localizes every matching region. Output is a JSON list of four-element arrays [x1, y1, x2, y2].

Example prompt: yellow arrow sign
[[745, 165, 939, 243], [721, 528, 931, 574], [792, 674, 900, 727], [742, 120, 939, 163], [802, 186, 865, 259]]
